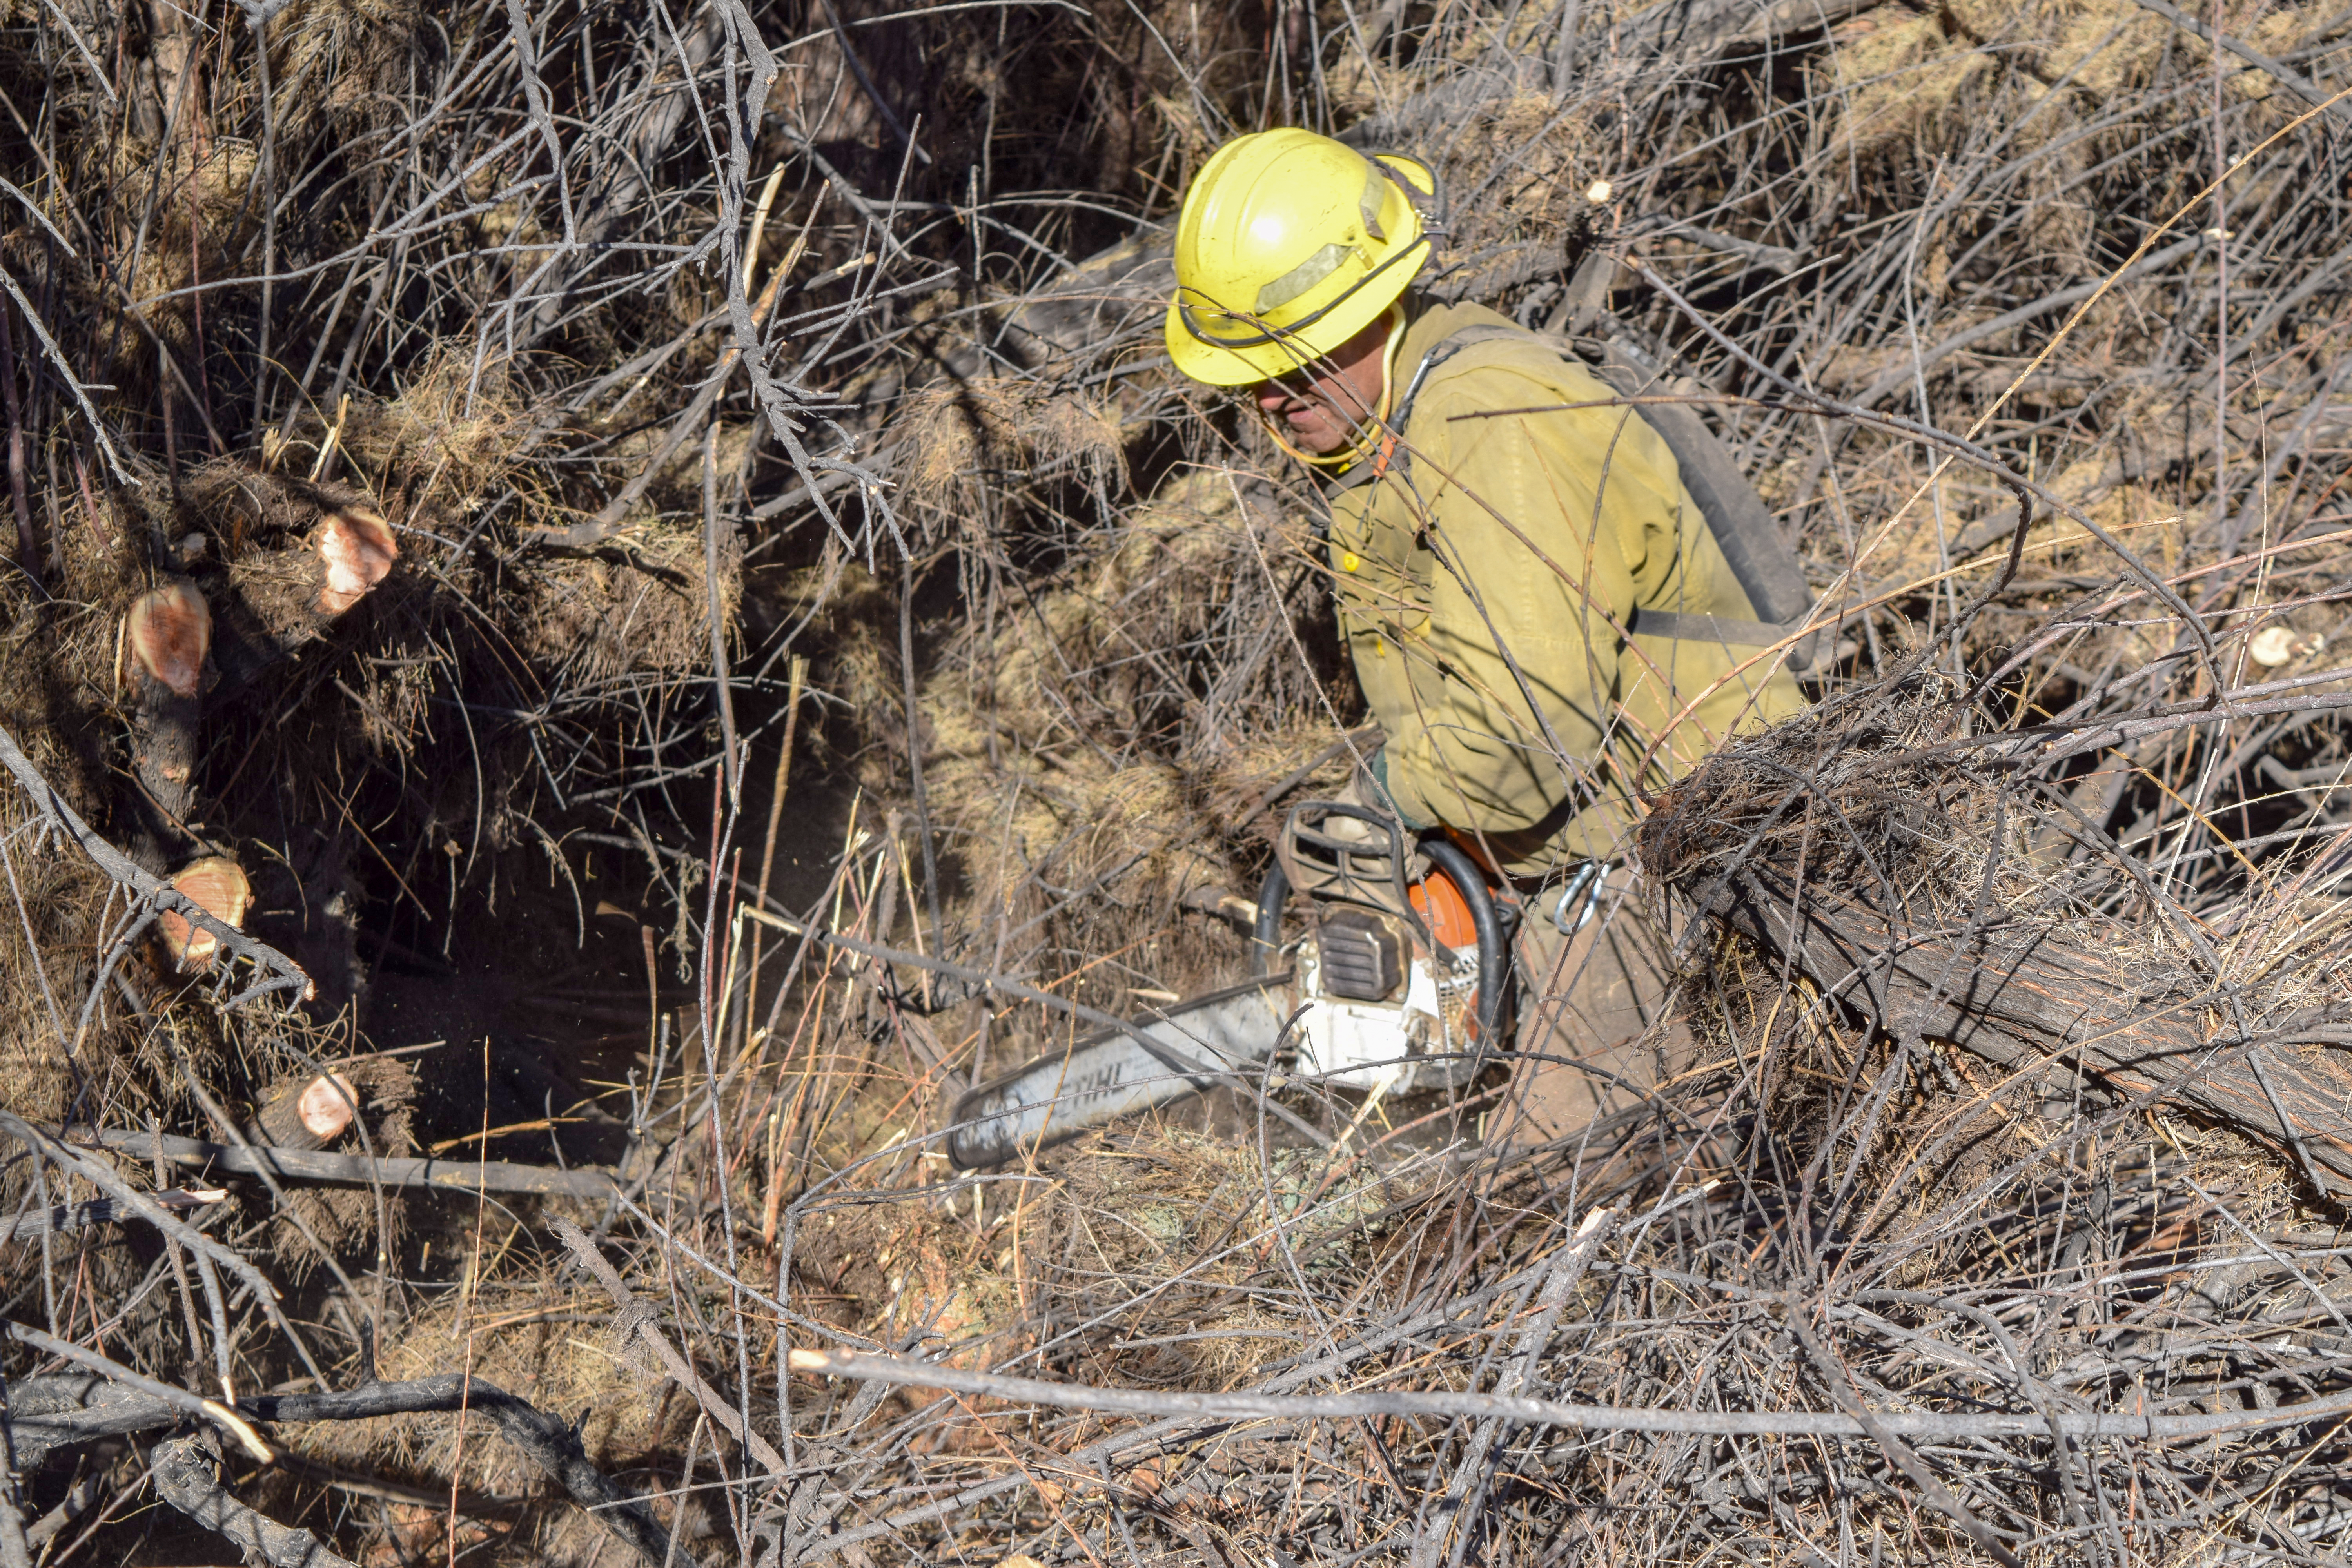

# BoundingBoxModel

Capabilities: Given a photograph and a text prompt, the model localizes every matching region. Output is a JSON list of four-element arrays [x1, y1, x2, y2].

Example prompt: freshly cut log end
[[256, 1071, 360, 1149], [127, 582, 212, 699], [297, 1073, 359, 1140], [126, 579, 213, 846], [158, 855, 252, 971], [314, 509, 398, 615]]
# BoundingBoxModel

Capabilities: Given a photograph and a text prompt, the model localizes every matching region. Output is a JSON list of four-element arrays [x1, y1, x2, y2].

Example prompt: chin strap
[[1260, 303, 1407, 469]]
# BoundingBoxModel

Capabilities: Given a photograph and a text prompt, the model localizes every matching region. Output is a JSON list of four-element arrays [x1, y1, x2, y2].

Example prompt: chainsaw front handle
[[1252, 819, 1513, 1050], [1420, 836, 1513, 1050]]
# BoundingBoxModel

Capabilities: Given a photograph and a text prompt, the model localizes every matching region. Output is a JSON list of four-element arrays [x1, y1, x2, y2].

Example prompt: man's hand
[[1314, 746, 1428, 850], [1355, 747, 1428, 831]]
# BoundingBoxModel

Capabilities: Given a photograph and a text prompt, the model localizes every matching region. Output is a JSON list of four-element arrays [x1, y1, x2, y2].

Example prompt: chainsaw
[[945, 801, 1515, 1169]]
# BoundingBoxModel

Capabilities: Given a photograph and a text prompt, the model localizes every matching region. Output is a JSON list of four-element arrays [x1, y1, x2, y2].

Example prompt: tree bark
[[123, 581, 210, 868], [151, 1435, 360, 1568], [1684, 862, 2352, 1186]]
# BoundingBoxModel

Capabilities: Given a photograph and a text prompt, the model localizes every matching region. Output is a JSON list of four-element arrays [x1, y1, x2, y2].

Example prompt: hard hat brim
[[1164, 270, 1414, 387]]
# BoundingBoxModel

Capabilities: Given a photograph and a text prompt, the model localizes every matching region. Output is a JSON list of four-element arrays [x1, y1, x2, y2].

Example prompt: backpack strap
[[1624, 607, 1802, 647], [1324, 325, 1523, 495], [1390, 323, 1528, 436], [1337, 319, 1822, 670], [1593, 339, 1821, 670]]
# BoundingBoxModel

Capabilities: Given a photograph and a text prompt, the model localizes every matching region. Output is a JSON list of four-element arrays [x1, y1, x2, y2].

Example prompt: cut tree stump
[[158, 856, 252, 971], [252, 1072, 360, 1149], [187, 470, 406, 694], [312, 508, 397, 615]]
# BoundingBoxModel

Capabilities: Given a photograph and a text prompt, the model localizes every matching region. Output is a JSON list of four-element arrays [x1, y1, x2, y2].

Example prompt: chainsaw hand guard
[[1274, 800, 1427, 929]]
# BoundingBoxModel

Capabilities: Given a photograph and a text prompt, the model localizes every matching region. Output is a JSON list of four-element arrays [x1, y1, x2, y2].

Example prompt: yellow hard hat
[[1165, 130, 1439, 388]]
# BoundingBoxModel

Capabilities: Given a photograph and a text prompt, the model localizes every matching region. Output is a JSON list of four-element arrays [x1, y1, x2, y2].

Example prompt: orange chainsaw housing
[[1408, 868, 1485, 1040], [1410, 867, 1480, 952]]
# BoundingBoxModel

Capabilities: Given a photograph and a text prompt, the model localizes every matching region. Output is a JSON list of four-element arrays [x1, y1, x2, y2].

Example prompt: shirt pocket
[[1332, 504, 1433, 661]]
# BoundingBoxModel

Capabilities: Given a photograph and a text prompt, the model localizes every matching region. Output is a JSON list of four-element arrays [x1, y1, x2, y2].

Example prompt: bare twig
[[552, 1218, 791, 1477], [783, 1344, 2352, 1439], [0, 1187, 225, 1244]]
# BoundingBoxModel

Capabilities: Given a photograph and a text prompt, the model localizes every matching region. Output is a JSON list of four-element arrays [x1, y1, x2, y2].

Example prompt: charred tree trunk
[[1672, 858, 2352, 1189], [151, 1435, 361, 1568]]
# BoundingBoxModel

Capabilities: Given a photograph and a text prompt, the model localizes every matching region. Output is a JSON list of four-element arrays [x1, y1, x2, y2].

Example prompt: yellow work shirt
[[1323, 301, 1806, 876]]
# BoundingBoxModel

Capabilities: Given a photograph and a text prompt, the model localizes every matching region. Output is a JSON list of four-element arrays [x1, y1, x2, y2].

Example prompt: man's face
[[1252, 313, 1394, 456]]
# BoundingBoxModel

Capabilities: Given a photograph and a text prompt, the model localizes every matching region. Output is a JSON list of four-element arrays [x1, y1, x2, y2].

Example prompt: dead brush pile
[[4, 0, 2352, 1565]]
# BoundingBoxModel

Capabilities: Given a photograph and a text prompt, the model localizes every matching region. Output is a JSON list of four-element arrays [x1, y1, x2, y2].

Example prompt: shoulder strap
[[1389, 323, 1528, 433], [1367, 319, 1822, 671], [1593, 341, 1820, 669], [1324, 324, 1526, 495]]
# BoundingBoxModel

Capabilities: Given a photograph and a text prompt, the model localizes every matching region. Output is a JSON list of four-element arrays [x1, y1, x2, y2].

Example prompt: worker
[[1163, 128, 1810, 1145]]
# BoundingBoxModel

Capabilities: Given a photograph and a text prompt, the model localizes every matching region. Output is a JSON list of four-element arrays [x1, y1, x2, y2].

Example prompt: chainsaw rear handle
[[1252, 836, 1512, 1047]]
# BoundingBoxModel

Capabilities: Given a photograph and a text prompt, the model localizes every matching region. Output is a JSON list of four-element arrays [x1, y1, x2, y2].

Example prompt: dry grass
[[0, 0, 2350, 1564]]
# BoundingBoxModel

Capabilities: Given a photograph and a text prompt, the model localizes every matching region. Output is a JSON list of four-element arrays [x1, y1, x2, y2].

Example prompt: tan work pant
[[1494, 865, 1695, 1148]]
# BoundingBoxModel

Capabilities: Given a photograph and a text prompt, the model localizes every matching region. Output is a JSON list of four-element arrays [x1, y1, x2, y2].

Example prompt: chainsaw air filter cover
[[1316, 907, 1405, 1000]]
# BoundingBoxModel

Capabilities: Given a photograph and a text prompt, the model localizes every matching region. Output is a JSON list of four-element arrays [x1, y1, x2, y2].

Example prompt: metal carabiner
[[1552, 860, 1604, 936]]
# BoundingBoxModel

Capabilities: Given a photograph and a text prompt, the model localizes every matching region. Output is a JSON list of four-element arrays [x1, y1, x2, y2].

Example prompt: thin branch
[[784, 1344, 2352, 1439], [78, 1126, 621, 1198]]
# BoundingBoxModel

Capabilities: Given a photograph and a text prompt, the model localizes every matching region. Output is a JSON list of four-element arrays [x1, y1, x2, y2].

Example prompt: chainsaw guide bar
[[945, 800, 1519, 1169], [946, 979, 1294, 1169]]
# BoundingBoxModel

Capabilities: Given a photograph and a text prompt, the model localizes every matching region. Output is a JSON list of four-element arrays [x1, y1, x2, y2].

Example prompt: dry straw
[[2, 0, 2352, 1564]]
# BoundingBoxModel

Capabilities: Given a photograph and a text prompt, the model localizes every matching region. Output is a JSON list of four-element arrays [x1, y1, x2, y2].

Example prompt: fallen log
[[1638, 706, 2352, 1192], [1685, 861, 2352, 1186]]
